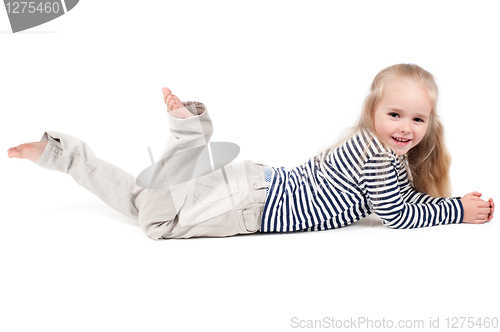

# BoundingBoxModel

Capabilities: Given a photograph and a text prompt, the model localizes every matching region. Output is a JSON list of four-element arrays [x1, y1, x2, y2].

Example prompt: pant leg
[[160, 160, 271, 239], [34, 130, 144, 222], [34, 101, 212, 240], [134, 101, 215, 239], [128, 105, 270, 240], [34, 101, 271, 240]]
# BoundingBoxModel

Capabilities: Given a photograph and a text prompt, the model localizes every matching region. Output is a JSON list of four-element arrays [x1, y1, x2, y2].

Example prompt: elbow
[[383, 222, 404, 229], [375, 208, 408, 229], [382, 219, 400, 229], [379, 214, 407, 229]]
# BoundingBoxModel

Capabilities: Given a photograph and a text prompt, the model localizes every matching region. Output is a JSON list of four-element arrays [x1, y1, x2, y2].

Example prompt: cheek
[[374, 117, 389, 135], [414, 126, 428, 143]]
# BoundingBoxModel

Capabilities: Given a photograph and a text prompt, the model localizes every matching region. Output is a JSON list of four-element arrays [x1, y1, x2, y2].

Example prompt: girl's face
[[373, 80, 432, 156]]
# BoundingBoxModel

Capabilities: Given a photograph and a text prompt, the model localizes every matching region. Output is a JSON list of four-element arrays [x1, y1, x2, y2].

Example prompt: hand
[[460, 192, 493, 224]]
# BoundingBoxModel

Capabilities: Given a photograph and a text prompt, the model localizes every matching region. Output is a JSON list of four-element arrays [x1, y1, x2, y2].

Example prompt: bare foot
[[161, 87, 195, 119], [7, 141, 48, 162]]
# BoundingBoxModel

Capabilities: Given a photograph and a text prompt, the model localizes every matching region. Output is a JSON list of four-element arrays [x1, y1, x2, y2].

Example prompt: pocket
[[193, 164, 240, 204], [238, 209, 260, 233]]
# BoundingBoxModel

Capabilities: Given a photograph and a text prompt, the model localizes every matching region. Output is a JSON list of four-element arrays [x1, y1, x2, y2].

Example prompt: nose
[[399, 120, 411, 133]]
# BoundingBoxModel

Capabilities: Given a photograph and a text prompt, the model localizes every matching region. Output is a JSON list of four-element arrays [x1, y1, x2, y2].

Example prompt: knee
[[138, 218, 170, 240], [136, 189, 177, 240]]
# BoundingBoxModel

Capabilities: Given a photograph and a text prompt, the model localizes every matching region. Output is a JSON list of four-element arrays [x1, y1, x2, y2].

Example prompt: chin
[[393, 146, 412, 156]]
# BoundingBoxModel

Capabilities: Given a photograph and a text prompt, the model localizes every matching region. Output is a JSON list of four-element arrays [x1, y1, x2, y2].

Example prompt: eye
[[388, 112, 399, 118], [413, 118, 424, 123]]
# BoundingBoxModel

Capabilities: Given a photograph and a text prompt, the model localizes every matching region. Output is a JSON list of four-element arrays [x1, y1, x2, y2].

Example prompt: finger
[[472, 191, 483, 197]]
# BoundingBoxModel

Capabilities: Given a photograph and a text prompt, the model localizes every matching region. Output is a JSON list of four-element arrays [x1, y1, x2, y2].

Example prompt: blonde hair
[[317, 63, 452, 198]]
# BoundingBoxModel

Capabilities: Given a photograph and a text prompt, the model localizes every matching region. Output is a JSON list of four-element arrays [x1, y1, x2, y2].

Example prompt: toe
[[168, 98, 175, 108], [162, 87, 171, 95], [162, 88, 172, 104], [7, 147, 22, 159], [171, 94, 184, 109]]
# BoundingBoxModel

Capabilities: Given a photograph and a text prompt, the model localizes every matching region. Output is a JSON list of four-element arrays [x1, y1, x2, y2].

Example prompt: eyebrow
[[389, 108, 429, 119]]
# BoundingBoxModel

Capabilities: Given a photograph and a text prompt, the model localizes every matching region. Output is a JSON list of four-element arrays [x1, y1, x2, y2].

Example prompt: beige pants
[[34, 101, 270, 240]]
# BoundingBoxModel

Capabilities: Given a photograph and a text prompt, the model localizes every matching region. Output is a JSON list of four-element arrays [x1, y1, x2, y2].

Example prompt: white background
[[1, 1, 499, 331]]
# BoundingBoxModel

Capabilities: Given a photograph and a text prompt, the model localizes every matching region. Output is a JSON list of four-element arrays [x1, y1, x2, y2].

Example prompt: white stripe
[[261, 129, 463, 232]]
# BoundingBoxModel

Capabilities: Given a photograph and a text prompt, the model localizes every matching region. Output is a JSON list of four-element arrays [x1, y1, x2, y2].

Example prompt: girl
[[7, 64, 495, 240]]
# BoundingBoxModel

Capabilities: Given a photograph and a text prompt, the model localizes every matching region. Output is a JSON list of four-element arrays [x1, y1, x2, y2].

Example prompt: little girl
[[7, 64, 495, 240]]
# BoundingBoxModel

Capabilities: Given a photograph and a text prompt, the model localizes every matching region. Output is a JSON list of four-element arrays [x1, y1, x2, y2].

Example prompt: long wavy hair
[[316, 63, 452, 198]]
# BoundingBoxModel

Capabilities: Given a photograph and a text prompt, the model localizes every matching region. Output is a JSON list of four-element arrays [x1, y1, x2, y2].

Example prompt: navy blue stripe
[[260, 129, 464, 232]]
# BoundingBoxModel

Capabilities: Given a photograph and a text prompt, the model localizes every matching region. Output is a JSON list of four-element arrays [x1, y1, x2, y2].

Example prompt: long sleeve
[[360, 151, 464, 229]]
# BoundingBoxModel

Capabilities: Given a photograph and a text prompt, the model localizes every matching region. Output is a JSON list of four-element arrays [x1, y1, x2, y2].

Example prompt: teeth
[[393, 137, 410, 142]]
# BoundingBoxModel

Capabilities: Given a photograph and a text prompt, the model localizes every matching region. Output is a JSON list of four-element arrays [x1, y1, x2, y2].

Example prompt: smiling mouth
[[392, 137, 411, 145]]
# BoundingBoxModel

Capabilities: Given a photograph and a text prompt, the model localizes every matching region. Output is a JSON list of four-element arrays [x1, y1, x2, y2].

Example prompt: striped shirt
[[260, 128, 463, 232]]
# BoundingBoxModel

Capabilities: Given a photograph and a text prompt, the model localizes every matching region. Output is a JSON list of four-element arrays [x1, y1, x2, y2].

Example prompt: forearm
[[363, 152, 464, 229], [376, 198, 464, 229]]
